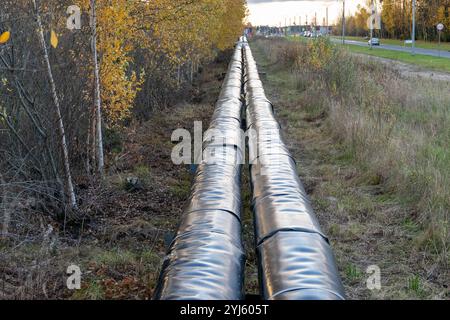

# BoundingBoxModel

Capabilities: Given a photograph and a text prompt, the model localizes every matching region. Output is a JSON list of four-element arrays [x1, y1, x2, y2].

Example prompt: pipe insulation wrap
[[153, 40, 247, 300], [242, 43, 345, 300], [154, 36, 345, 301]]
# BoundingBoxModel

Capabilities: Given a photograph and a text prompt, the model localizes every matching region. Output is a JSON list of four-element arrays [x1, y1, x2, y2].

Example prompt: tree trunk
[[86, 108, 92, 175], [90, 0, 104, 176], [0, 174, 9, 239], [32, 0, 77, 209]]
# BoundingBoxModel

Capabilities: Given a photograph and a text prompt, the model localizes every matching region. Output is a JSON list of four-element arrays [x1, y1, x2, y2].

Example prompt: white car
[[368, 38, 380, 46]]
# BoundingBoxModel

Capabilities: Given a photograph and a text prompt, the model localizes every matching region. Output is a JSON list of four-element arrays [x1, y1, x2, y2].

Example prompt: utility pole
[[285, 17, 287, 36], [370, 0, 374, 49], [342, 0, 346, 45], [412, 0, 416, 55], [326, 6, 329, 35]]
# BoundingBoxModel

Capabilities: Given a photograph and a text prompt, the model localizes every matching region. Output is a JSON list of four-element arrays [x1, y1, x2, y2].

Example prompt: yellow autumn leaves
[[75, 0, 246, 125], [77, 0, 144, 125], [50, 30, 58, 48], [307, 38, 333, 71], [145, 0, 247, 64], [0, 30, 58, 48], [381, 0, 450, 40], [3, 1, 246, 125], [0, 31, 11, 44]]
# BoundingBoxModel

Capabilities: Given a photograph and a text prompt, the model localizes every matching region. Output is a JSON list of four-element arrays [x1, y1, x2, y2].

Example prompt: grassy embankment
[[343, 45, 450, 73], [290, 35, 450, 72], [250, 37, 449, 299]]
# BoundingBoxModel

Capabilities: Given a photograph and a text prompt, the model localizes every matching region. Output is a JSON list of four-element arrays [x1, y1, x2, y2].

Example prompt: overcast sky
[[247, 0, 366, 26]]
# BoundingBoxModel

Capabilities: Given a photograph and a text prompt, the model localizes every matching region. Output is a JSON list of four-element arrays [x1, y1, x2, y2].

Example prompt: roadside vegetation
[[250, 36, 449, 299]]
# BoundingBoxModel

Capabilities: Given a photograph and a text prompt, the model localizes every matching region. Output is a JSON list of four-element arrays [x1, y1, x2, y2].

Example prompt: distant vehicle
[[368, 38, 380, 46]]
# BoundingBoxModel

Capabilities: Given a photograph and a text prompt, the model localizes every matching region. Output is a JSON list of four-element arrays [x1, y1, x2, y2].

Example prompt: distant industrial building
[[256, 25, 332, 37]]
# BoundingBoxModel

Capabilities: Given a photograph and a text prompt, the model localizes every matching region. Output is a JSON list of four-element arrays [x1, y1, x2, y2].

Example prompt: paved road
[[330, 38, 450, 59]]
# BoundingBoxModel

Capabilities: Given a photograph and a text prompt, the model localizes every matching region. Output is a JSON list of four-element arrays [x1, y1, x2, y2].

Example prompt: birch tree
[[90, 0, 104, 176], [32, 0, 77, 209]]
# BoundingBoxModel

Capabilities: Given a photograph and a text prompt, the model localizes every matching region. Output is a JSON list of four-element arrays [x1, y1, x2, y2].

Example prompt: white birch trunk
[[90, 0, 104, 176], [32, 0, 77, 209], [86, 110, 92, 175]]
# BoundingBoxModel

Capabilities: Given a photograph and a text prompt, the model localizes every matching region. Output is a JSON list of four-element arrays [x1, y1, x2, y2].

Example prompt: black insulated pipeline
[[153, 38, 247, 300], [242, 42, 346, 300]]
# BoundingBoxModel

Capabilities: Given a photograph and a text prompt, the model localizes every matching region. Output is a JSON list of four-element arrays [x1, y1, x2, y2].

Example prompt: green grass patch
[[403, 218, 421, 234], [95, 249, 137, 268], [345, 264, 364, 281], [343, 44, 450, 72], [71, 280, 105, 300], [407, 275, 428, 297], [169, 176, 191, 200]]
